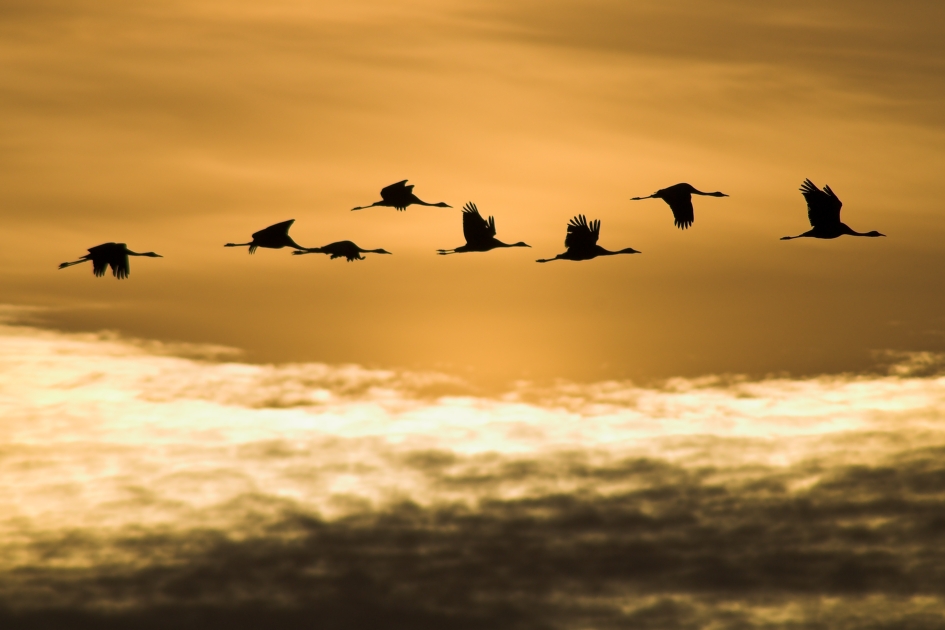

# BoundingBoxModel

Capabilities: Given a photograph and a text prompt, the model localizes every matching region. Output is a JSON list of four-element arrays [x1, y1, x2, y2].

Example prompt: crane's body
[[352, 180, 451, 211], [59, 243, 162, 279], [781, 180, 885, 240], [294, 241, 391, 262], [437, 202, 530, 254], [225, 219, 307, 254], [631, 182, 728, 230], [536, 215, 640, 262]]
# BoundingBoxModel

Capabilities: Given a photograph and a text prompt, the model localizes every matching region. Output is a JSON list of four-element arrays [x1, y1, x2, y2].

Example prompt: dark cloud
[[3, 445, 944, 629]]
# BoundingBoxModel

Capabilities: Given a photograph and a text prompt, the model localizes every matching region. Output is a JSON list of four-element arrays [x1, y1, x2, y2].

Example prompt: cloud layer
[[1, 320, 944, 627], [2, 0, 944, 386]]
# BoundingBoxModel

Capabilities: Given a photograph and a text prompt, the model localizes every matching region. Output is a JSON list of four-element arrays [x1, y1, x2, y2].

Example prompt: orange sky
[[2, 4, 945, 626], [1, 0, 944, 387]]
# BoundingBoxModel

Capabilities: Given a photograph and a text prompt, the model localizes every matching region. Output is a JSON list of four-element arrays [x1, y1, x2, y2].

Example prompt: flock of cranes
[[59, 178, 885, 279]]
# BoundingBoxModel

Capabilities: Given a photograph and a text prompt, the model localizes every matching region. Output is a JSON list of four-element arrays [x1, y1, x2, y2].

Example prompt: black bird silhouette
[[293, 241, 392, 262], [536, 215, 640, 263], [631, 183, 728, 229], [781, 179, 885, 240], [58, 243, 162, 279], [351, 180, 451, 211], [224, 220, 307, 254], [437, 202, 530, 255]]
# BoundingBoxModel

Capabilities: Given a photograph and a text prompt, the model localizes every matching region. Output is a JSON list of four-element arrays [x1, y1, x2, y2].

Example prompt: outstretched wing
[[664, 194, 694, 230], [252, 219, 295, 240], [87, 243, 117, 278], [564, 215, 600, 251], [380, 180, 412, 202], [800, 179, 842, 228], [110, 253, 130, 279], [461, 202, 494, 245]]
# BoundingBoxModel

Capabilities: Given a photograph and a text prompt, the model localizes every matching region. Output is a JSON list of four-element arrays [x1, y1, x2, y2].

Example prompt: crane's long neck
[[366, 248, 392, 254], [597, 247, 639, 256], [841, 225, 884, 237], [691, 189, 728, 197], [413, 198, 450, 208]]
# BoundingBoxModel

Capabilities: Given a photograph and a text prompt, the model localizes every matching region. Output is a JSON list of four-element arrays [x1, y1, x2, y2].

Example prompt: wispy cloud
[[465, 0, 945, 127], [1, 321, 944, 627]]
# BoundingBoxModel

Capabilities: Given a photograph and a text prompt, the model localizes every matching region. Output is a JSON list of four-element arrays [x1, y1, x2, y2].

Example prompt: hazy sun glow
[[2, 319, 944, 626]]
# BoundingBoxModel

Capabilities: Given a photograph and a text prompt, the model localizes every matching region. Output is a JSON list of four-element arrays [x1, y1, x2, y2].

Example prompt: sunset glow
[[1, 1, 944, 627]]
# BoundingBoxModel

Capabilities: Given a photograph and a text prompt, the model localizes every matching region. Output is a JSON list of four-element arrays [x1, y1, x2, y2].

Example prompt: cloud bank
[[1, 320, 944, 628]]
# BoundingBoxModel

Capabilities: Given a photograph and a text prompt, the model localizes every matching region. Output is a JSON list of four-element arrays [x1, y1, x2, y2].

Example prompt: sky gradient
[[1, 0, 944, 385], [1, 1, 944, 627]]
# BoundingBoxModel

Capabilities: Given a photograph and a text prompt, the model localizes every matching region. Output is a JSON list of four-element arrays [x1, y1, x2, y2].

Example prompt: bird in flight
[[536, 215, 640, 262], [293, 241, 391, 262], [437, 202, 530, 255], [59, 243, 162, 279], [781, 179, 885, 240], [630, 183, 728, 229], [224, 220, 308, 254], [351, 180, 451, 211]]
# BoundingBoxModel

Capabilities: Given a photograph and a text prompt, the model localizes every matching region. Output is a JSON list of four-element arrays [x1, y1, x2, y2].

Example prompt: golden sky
[[2, 2, 945, 627], [2, 0, 944, 385]]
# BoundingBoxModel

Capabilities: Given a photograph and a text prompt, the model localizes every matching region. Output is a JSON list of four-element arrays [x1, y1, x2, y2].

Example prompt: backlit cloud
[[1, 319, 944, 627]]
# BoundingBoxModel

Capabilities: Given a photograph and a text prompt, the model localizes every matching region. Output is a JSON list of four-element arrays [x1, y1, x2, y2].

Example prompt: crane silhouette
[[437, 202, 530, 255], [351, 180, 451, 211], [59, 243, 162, 279], [224, 220, 307, 253], [631, 183, 728, 229], [536, 215, 640, 262], [293, 241, 392, 262], [781, 179, 885, 240]]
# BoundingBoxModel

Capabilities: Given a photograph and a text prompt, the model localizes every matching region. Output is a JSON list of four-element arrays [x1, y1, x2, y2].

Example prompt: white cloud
[[1, 321, 945, 623], [0, 319, 940, 538]]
